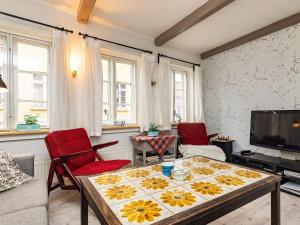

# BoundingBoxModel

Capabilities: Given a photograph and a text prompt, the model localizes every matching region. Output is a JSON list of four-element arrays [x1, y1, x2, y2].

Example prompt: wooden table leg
[[271, 182, 281, 225], [81, 187, 88, 225], [143, 149, 146, 166], [132, 148, 137, 166]]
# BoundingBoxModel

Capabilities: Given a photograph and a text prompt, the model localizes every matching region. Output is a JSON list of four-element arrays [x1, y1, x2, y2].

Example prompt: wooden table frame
[[80, 166, 281, 225]]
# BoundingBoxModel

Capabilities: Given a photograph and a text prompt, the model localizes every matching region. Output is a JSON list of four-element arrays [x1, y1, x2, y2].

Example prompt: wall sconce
[[70, 54, 80, 78], [0, 74, 8, 93]]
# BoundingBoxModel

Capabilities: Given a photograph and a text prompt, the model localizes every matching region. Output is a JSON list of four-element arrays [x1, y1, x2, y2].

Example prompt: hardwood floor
[[49, 189, 300, 225]]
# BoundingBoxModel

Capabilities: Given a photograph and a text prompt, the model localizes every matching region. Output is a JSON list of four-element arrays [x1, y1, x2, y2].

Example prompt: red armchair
[[45, 128, 131, 194], [177, 123, 218, 145]]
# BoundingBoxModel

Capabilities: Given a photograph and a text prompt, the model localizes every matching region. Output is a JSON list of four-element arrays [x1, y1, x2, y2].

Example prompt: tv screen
[[250, 110, 300, 152]]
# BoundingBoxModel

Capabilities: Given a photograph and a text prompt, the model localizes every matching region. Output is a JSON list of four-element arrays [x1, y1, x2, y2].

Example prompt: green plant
[[24, 114, 39, 125], [149, 123, 159, 132]]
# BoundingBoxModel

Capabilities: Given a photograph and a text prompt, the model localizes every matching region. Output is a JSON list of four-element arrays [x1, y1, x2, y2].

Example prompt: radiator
[[33, 146, 133, 180]]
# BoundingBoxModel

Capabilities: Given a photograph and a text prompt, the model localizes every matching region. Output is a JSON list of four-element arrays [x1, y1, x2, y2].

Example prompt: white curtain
[[194, 66, 205, 122], [138, 53, 156, 132], [80, 39, 102, 136], [49, 30, 73, 131], [155, 57, 172, 130]]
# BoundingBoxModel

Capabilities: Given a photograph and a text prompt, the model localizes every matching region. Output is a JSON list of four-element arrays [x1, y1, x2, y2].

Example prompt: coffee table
[[80, 156, 281, 225]]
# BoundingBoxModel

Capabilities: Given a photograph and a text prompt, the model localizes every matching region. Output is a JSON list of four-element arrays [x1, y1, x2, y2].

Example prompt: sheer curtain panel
[[138, 53, 156, 132], [194, 66, 205, 122]]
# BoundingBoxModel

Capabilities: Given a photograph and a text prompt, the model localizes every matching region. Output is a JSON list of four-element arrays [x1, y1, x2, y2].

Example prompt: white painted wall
[[0, 0, 198, 165], [203, 23, 300, 158]]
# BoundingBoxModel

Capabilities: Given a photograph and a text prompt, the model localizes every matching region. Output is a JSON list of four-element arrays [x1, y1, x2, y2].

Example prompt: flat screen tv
[[250, 110, 300, 153]]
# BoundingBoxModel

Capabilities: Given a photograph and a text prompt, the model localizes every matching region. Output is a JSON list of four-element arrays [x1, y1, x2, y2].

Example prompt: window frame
[[0, 31, 51, 130], [170, 66, 188, 123], [101, 54, 137, 125]]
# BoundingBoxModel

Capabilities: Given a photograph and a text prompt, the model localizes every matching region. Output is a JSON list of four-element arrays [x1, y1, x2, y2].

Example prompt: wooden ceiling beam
[[77, 0, 96, 24], [154, 0, 235, 46], [201, 12, 300, 59]]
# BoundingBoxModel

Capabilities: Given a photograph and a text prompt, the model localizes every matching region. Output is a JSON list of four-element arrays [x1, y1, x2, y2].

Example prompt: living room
[[0, 0, 300, 225]]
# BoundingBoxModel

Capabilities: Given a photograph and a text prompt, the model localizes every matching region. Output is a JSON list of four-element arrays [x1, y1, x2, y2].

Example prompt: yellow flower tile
[[133, 176, 176, 194], [212, 174, 252, 190], [209, 162, 232, 170], [111, 196, 173, 225], [122, 168, 151, 181], [89, 173, 126, 189], [97, 182, 146, 205], [152, 186, 206, 214], [185, 178, 233, 200], [191, 157, 211, 164]]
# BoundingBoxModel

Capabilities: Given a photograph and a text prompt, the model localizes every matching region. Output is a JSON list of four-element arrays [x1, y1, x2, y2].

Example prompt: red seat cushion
[[177, 123, 209, 145], [72, 160, 131, 176]]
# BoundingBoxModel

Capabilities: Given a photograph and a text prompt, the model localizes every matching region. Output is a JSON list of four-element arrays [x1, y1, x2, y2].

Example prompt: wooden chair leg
[[62, 162, 81, 191], [47, 162, 55, 195]]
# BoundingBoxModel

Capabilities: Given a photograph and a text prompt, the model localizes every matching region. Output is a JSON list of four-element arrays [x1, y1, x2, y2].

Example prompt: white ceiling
[[30, 0, 300, 55]]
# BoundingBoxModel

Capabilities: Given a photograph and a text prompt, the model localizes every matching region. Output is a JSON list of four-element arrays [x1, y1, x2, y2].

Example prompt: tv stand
[[232, 152, 300, 195]]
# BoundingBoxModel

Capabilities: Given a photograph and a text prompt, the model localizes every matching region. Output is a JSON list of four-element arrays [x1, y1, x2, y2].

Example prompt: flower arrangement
[[16, 114, 40, 131], [148, 122, 159, 137]]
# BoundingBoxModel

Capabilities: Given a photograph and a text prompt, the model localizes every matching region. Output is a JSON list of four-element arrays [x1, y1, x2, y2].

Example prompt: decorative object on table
[[0, 73, 8, 93], [171, 169, 188, 181], [161, 161, 174, 176], [16, 114, 40, 131], [148, 122, 159, 137], [214, 135, 231, 141], [113, 120, 125, 127]]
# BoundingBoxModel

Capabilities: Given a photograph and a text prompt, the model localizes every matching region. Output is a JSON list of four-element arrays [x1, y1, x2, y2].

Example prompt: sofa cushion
[[0, 207, 48, 225], [0, 179, 48, 216], [0, 152, 36, 192]]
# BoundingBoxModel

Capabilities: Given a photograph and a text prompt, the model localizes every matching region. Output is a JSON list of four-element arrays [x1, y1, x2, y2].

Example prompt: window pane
[[116, 61, 132, 83], [172, 69, 187, 122], [116, 104, 132, 121], [102, 103, 110, 122], [116, 84, 132, 106], [103, 82, 109, 103], [14, 38, 49, 127], [17, 101, 48, 126], [15, 41, 48, 72], [102, 59, 109, 81], [0, 36, 8, 129]]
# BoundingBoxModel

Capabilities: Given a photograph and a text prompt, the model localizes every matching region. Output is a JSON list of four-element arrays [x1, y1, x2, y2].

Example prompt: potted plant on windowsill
[[16, 114, 40, 131], [148, 123, 159, 137]]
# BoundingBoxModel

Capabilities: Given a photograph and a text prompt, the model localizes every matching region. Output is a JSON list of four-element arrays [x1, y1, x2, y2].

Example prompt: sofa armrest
[[13, 154, 34, 176]]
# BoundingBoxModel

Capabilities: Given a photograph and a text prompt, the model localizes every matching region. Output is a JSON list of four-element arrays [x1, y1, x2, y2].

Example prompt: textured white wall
[[203, 23, 300, 157]]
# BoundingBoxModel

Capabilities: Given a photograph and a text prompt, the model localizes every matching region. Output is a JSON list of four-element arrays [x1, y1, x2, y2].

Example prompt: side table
[[211, 139, 234, 162]]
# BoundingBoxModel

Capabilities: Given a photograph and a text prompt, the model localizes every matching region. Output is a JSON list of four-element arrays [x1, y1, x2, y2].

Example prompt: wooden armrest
[[93, 140, 119, 151]]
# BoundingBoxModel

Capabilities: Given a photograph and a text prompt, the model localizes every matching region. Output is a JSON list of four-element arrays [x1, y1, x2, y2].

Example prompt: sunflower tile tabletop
[[88, 156, 272, 225], [152, 186, 207, 214], [110, 195, 173, 225]]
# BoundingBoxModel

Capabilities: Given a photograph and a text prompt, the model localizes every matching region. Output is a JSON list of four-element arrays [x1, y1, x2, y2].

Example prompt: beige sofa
[[0, 154, 48, 225]]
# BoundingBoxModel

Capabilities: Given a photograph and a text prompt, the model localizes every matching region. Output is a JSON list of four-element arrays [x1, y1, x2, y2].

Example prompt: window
[[0, 32, 50, 130], [101, 55, 137, 125], [171, 68, 187, 123]]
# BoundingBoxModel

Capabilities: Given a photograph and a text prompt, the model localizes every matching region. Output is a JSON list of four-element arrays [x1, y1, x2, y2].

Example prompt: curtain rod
[[158, 53, 200, 69], [0, 11, 73, 33], [79, 32, 153, 54]]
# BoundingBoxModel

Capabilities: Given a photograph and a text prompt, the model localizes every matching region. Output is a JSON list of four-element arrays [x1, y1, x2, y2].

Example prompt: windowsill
[[0, 128, 49, 136]]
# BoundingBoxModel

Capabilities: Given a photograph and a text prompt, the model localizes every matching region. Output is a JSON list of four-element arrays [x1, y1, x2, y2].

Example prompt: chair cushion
[[0, 179, 48, 216], [45, 128, 95, 173], [72, 160, 131, 176], [177, 123, 209, 145], [0, 207, 48, 225]]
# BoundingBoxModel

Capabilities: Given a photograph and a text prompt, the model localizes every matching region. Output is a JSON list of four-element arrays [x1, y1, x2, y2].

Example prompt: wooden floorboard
[[49, 189, 300, 225]]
